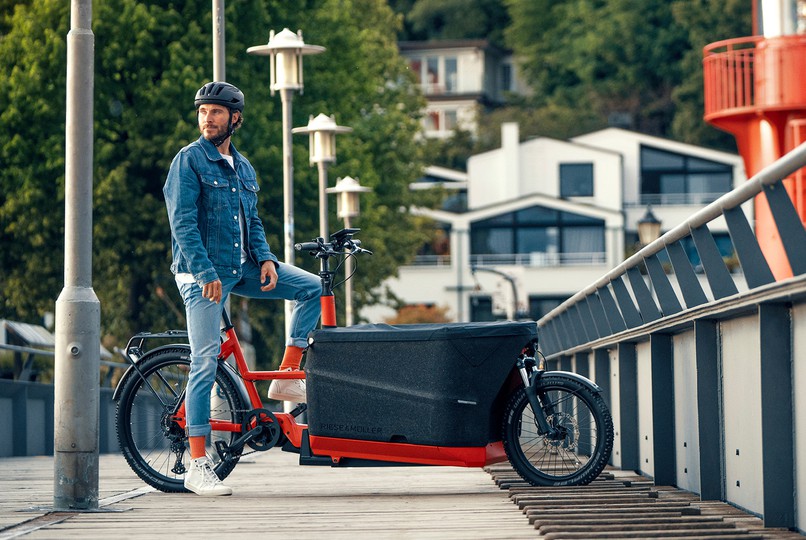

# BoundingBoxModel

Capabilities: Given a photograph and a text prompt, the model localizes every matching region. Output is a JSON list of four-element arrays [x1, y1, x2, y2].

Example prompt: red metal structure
[[703, 4, 806, 280]]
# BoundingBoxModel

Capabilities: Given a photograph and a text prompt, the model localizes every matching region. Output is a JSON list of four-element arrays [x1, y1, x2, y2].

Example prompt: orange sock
[[188, 435, 206, 459], [279, 346, 304, 371]]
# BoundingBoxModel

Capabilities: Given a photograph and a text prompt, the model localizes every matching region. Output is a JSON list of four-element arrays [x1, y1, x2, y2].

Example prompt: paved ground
[[0, 451, 536, 539], [2, 451, 804, 539]]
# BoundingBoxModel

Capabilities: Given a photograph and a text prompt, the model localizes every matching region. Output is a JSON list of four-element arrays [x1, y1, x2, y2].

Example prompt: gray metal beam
[[690, 225, 738, 299], [695, 319, 722, 501], [611, 277, 644, 328], [618, 343, 640, 471], [576, 301, 601, 341], [723, 206, 775, 289], [626, 267, 662, 322], [594, 348, 612, 413], [759, 303, 794, 528], [645, 254, 682, 316], [666, 242, 709, 308], [650, 333, 675, 485], [763, 183, 806, 275], [586, 295, 611, 337], [597, 285, 627, 333]]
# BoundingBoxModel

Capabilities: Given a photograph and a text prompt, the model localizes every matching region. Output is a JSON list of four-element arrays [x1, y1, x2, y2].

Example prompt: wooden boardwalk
[[1, 451, 803, 539]]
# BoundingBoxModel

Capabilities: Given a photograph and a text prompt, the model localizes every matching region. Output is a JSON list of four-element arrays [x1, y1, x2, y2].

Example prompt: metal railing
[[538, 140, 806, 357], [534, 141, 806, 530]]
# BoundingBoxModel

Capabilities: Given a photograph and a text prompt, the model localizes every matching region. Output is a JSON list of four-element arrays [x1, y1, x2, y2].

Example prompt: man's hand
[[202, 279, 223, 303], [260, 261, 278, 292]]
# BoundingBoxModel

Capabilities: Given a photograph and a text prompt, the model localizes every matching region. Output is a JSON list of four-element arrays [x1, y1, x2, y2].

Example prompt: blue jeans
[[177, 260, 321, 437]]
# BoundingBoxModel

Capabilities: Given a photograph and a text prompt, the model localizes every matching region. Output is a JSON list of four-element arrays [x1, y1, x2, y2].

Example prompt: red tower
[[703, 1, 806, 280]]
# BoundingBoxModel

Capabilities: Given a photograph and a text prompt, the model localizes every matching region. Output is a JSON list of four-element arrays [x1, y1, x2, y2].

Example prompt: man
[[164, 82, 320, 496]]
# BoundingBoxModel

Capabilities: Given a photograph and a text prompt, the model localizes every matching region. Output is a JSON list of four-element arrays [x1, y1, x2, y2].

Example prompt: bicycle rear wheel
[[115, 348, 246, 492], [502, 374, 613, 486]]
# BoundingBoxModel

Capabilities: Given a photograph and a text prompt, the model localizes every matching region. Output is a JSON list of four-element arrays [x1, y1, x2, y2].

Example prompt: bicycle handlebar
[[294, 228, 372, 258]]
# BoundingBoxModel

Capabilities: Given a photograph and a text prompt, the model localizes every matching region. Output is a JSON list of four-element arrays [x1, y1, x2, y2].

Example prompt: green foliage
[[502, 0, 751, 150], [403, 0, 510, 47], [0, 0, 427, 366]]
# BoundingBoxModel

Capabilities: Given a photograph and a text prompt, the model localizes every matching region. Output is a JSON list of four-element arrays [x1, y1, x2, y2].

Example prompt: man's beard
[[200, 122, 232, 147]]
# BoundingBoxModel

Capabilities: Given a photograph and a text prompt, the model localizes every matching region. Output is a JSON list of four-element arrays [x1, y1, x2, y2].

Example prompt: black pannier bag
[[304, 320, 537, 447]]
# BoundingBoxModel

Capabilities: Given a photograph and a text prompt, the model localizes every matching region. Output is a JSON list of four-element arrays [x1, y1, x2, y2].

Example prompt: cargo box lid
[[308, 320, 536, 344]]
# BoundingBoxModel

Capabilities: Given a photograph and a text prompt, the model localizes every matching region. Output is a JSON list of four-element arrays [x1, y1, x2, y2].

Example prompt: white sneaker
[[184, 456, 233, 496], [268, 370, 307, 402]]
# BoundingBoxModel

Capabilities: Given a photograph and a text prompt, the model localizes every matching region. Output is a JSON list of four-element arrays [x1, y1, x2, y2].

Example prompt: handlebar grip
[[295, 242, 320, 252]]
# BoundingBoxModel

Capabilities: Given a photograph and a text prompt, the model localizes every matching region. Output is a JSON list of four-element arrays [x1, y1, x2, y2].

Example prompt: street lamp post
[[637, 205, 662, 298], [637, 205, 662, 247], [327, 176, 371, 325], [247, 28, 324, 330], [293, 113, 352, 238]]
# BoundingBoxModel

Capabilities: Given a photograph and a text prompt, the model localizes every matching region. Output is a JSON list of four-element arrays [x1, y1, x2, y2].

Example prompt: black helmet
[[194, 82, 244, 112]]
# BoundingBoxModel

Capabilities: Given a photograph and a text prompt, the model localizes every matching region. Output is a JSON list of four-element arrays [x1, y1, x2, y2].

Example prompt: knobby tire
[[115, 348, 246, 493], [502, 375, 614, 487]]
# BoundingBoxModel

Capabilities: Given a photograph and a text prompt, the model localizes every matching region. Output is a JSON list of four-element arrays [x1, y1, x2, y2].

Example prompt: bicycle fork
[[516, 357, 563, 440]]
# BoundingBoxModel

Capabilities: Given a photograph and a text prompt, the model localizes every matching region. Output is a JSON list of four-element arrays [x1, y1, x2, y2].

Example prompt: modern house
[[363, 124, 748, 323], [398, 40, 529, 138]]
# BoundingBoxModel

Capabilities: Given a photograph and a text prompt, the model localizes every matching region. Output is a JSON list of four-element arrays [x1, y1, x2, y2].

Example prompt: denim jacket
[[164, 136, 278, 286]]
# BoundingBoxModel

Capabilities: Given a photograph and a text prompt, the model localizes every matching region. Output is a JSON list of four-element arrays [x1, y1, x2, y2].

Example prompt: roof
[[1, 320, 55, 348], [398, 39, 510, 55], [1, 319, 113, 359]]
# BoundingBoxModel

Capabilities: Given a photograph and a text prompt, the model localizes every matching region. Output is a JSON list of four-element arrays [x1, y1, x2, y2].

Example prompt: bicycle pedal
[[214, 440, 234, 463], [289, 403, 308, 417]]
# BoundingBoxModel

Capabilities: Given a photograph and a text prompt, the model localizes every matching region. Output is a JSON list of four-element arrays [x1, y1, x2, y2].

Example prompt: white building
[[398, 40, 529, 138], [364, 124, 748, 323]]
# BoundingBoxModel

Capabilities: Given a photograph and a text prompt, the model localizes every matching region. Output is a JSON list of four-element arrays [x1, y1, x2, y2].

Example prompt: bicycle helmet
[[195, 82, 244, 146], [194, 82, 244, 112]]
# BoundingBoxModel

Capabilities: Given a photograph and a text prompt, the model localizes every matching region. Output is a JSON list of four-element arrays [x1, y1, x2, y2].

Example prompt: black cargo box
[[305, 321, 537, 447]]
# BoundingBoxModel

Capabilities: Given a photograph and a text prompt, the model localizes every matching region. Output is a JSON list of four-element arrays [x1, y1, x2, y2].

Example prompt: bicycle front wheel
[[115, 348, 247, 492], [502, 374, 614, 487]]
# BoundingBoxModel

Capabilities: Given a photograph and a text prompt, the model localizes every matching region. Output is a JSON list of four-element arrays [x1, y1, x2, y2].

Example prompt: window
[[426, 57, 439, 92], [445, 57, 457, 93], [501, 63, 513, 93], [423, 109, 459, 135], [470, 205, 605, 265], [409, 59, 422, 84], [560, 163, 594, 197], [528, 295, 567, 321], [470, 296, 496, 322], [424, 110, 440, 131], [640, 146, 732, 205], [444, 110, 458, 131], [409, 55, 459, 94]]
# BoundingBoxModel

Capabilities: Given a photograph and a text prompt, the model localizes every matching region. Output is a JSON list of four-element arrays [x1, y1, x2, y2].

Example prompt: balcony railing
[[408, 252, 607, 267], [703, 34, 806, 121]]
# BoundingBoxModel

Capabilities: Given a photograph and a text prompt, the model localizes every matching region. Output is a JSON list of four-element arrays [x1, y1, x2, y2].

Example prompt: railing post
[[695, 319, 722, 501], [618, 343, 640, 471], [650, 334, 675, 485], [759, 302, 794, 528]]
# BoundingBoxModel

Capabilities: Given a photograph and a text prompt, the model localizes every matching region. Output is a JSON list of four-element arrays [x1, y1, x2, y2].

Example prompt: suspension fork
[[517, 357, 561, 437]]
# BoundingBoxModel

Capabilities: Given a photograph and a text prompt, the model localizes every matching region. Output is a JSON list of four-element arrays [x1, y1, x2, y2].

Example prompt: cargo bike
[[113, 229, 614, 492]]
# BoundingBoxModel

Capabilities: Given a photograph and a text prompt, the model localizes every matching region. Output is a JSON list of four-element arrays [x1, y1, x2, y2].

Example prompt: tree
[[669, 0, 751, 150], [0, 0, 428, 367], [390, 0, 510, 47], [502, 0, 751, 150]]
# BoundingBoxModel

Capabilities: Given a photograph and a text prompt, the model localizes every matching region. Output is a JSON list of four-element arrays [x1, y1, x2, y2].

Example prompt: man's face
[[198, 104, 237, 141]]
